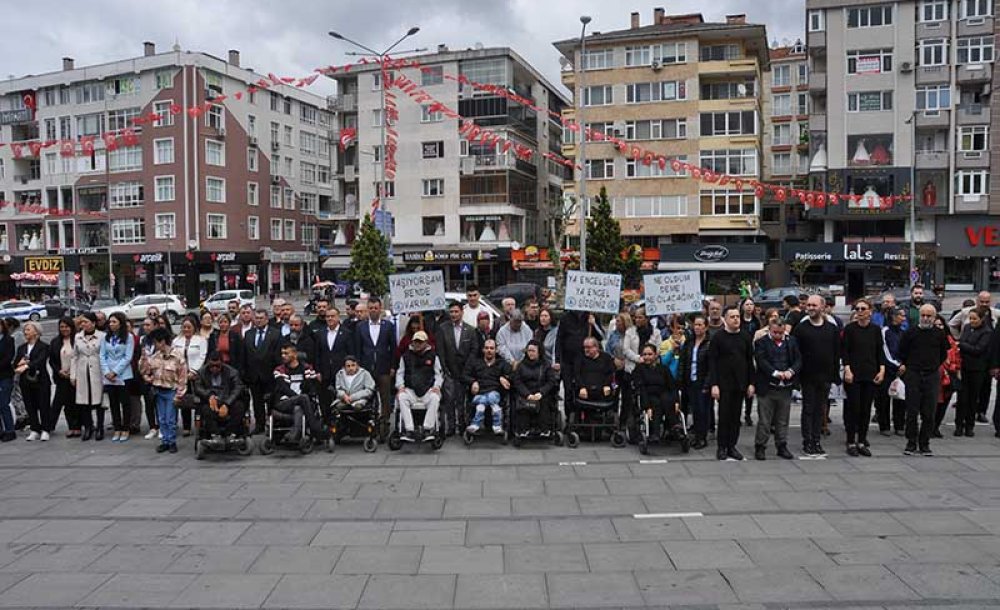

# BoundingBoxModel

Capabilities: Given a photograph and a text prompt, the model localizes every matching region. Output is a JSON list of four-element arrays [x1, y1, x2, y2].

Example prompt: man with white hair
[[898, 303, 950, 456], [949, 291, 999, 334], [495, 309, 533, 364]]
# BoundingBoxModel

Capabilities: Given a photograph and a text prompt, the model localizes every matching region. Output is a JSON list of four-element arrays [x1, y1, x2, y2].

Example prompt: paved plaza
[[2, 410, 1000, 610]]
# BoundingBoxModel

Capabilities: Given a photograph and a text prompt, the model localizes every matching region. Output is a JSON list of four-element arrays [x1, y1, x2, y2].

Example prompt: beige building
[[554, 8, 770, 285]]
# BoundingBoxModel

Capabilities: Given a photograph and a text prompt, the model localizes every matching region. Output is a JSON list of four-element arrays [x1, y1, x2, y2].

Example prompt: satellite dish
[[474, 42, 484, 50], [737, 83, 747, 97]]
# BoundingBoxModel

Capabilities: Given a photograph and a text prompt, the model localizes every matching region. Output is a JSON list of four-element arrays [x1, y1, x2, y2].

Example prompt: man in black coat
[[753, 318, 801, 460], [437, 301, 477, 434], [898, 303, 950, 456], [708, 306, 755, 461], [315, 306, 354, 415], [243, 309, 282, 433], [193, 352, 247, 438], [288, 315, 316, 366], [791, 295, 841, 457], [354, 297, 397, 438]]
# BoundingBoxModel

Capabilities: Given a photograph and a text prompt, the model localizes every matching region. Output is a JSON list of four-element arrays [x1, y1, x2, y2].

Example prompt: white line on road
[[558, 461, 587, 466], [638, 459, 669, 464], [633, 512, 703, 519]]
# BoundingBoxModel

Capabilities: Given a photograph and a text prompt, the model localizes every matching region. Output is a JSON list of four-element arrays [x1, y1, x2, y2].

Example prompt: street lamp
[[577, 15, 592, 271], [905, 111, 917, 286], [329, 26, 420, 248]]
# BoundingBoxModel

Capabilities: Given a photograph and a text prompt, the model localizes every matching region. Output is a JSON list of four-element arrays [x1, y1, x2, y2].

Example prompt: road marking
[[639, 459, 669, 464], [559, 461, 587, 466], [798, 455, 827, 460], [633, 512, 703, 519]]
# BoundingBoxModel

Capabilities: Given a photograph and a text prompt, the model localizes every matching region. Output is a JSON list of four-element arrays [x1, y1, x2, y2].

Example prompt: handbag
[[888, 377, 906, 400]]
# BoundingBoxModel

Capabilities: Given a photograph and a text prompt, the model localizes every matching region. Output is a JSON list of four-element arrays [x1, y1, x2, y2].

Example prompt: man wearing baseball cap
[[395, 330, 443, 442]]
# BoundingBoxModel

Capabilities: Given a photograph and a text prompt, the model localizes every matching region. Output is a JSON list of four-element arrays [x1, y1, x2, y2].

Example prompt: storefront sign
[[24, 256, 63, 274], [0, 108, 32, 125], [58, 247, 103, 255], [660, 244, 766, 266], [564, 270, 622, 315], [211, 252, 238, 263], [693, 245, 730, 263], [781, 242, 907, 263], [935, 216, 1000, 256], [133, 253, 164, 264], [404, 250, 476, 263], [268, 251, 313, 264], [643, 271, 703, 316], [389, 270, 446, 312]]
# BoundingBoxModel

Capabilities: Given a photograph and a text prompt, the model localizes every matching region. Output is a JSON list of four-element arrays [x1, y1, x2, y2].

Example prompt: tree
[[343, 213, 393, 297], [790, 259, 813, 287], [583, 186, 644, 288], [547, 192, 578, 301]]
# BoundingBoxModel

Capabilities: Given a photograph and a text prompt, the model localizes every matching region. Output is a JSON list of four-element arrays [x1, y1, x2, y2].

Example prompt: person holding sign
[[707, 306, 755, 461]]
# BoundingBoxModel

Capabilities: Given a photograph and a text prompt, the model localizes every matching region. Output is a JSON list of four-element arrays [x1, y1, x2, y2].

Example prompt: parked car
[[90, 298, 119, 311], [869, 288, 941, 312], [101, 294, 186, 322], [754, 287, 811, 310], [42, 298, 87, 318], [202, 289, 255, 315], [487, 283, 545, 308], [0, 300, 48, 322]]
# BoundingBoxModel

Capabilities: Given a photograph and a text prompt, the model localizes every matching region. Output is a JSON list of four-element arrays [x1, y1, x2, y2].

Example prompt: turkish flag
[[339, 127, 357, 152], [60, 140, 75, 157], [122, 128, 139, 146], [10, 143, 23, 159], [103, 133, 120, 151], [81, 136, 96, 155], [28, 141, 42, 157]]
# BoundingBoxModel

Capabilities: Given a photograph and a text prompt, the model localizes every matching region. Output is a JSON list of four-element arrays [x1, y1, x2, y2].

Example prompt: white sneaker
[[25, 431, 39, 442], [465, 424, 480, 433], [144, 429, 158, 440], [157, 430, 163, 439], [40, 431, 49, 442], [492, 426, 504, 435]]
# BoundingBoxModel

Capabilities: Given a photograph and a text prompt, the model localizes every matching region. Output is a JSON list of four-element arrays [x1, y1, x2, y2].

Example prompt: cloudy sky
[[5, 0, 804, 95]]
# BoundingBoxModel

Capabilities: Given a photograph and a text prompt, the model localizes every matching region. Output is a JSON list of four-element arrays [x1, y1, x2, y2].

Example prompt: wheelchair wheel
[[566, 432, 580, 448], [553, 431, 564, 447], [463, 431, 475, 446], [363, 437, 378, 453], [299, 436, 314, 455], [195, 440, 207, 460], [258, 437, 275, 455], [639, 438, 649, 455], [388, 434, 402, 451], [680, 436, 691, 454], [431, 435, 444, 451], [236, 437, 254, 456], [611, 431, 627, 448], [326, 437, 336, 454], [512, 435, 523, 448]]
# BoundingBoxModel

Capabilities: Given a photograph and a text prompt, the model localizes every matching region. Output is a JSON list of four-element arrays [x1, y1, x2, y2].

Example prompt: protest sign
[[643, 271, 703, 316], [389, 270, 446, 312], [564, 270, 622, 315]]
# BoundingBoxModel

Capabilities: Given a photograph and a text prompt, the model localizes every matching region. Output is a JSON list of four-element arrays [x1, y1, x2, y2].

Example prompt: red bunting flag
[[10, 143, 23, 159], [122, 128, 138, 146], [102, 133, 119, 151], [28, 141, 42, 157], [60, 140, 75, 157], [80, 136, 95, 155]]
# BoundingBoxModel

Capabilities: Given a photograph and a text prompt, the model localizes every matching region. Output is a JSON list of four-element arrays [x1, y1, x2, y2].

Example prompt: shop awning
[[657, 262, 765, 272]]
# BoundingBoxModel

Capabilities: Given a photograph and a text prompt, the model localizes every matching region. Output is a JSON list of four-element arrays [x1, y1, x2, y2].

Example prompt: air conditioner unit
[[651, 60, 663, 71], [460, 157, 475, 175], [217, 127, 226, 138], [248, 136, 258, 147], [345, 165, 356, 181], [900, 62, 913, 73], [271, 175, 281, 185], [270, 141, 280, 151]]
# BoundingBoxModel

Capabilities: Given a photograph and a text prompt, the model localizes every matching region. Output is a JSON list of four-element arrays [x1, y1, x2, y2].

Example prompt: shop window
[[423, 216, 446, 236]]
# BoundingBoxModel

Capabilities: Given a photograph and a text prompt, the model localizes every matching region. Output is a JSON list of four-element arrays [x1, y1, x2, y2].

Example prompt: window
[[299, 193, 317, 214], [271, 185, 281, 208], [76, 113, 104, 137], [586, 159, 614, 179], [956, 170, 989, 195], [700, 189, 756, 216], [44, 153, 57, 176], [921, 0, 948, 21], [625, 119, 687, 140], [582, 48, 614, 70], [772, 93, 792, 116], [317, 165, 330, 184], [283, 219, 295, 241], [58, 87, 70, 105], [797, 64, 809, 85], [283, 126, 293, 146], [848, 91, 893, 112], [247, 216, 259, 241], [59, 116, 71, 139], [422, 141, 445, 159], [920, 39, 948, 66], [625, 158, 680, 178], [847, 49, 893, 74], [284, 187, 295, 209], [300, 131, 317, 155], [423, 216, 446, 236], [153, 100, 174, 126], [847, 4, 893, 27], [247, 115, 256, 138], [808, 9, 825, 31], [154, 176, 175, 202], [301, 162, 316, 185], [284, 157, 293, 178], [961, 0, 993, 18], [155, 70, 173, 90], [206, 177, 226, 203], [420, 105, 443, 122], [582, 85, 612, 106], [625, 43, 687, 67], [959, 126, 989, 151], [283, 98, 292, 115], [300, 104, 317, 125], [271, 219, 282, 240], [372, 109, 384, 127], [76, 82, 105, 104], [154, 214, 175, 239], [204, 71, 223, 98], [626, 81, 687, 103], [108, 146, 142, 172], [772, 153, 793, 174], [797, 93, 809, 115], [109, 181, 143, 208], [43, 89, 56, 107], [773, 123, 792, 145], [374, 181, 396, 199], [459, 57, 506, 86], [422, 178, 444, 197], [270, 92, 281, 112], [247, 182, 259, 206], [111, 218, 145, 245], [247, 147, 258, 172], [205, 140, 225, 166], [701, 81, 756, 100], [699, 44, 741, 61], [917, 85, 952, 111], [318, 137, 330, 158], [152, 138, 173, 165], [270, 122, 279, 146], [107, 107, 140, 131], [773, 65, 791, 87], [699, 111, 757, 136], [699, 149, 758, 176], [372, 71, 394, 90], [421, 65, 444, 86], [206, 104, 224, 129], [206, 214, 227, 239], [957, 36, 994, 64]]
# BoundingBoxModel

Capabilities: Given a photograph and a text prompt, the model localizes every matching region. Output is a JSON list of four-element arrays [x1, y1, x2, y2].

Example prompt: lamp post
[[329, 27, 420, 249], [905, 111, 917, 286], [577, 15, 592, 271]]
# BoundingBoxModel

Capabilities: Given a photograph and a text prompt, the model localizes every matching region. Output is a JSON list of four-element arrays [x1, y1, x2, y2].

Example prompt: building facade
[[325, 46, 568, 292], [805, 0, 996, 297], [0, 43, 336, 304], [553, 8, 770, 291]]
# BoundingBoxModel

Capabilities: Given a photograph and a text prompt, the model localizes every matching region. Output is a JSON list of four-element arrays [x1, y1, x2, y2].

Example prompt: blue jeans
[[688, 380, 711, 440], [470, 391, 502, 429], [0, 378, 13, 434], [155, 387, 177, 446]]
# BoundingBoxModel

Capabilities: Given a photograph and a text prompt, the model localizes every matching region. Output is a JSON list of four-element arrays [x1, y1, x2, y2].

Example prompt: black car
[[487, 283, 545, 308], [42, 298, 87, 318]]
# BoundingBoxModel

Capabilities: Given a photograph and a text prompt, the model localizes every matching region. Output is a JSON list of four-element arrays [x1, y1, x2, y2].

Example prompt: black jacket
[[242, 326, 282, 384], [355, 319, 397, 376], [462, 357, 512, 394], [707, 328, 754, 391], [48, 335, 73, 382], [754, 334, 802, 396], [193, 364, 245, 407], [512, 357, 558, 399], [791, 318, 841, 384], [573, 351, 616, 393], [959, 324, 993, 372], [899, 326, 950, 373], [0, 335, 13, 380], [437, 320, 477, 378], [208, 329, 244, 370], [678, 336, 710, 389], [15, 341, 50, 385], [314, 325, 354, 386], [632, 361, 678, 406]]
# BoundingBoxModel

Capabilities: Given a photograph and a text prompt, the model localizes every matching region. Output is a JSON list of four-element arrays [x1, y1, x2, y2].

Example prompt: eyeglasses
[[854, 306, 869, 312]]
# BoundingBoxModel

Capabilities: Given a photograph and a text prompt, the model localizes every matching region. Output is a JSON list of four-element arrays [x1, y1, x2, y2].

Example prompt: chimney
[[653, 7, 665, 24], [726, 14, 746, 24], [62, 57, 74, 71], [437, 43, 449, 52], [228, 49, 240, 67], [143, 41, 155, 57], [630, 12, 640, 28]]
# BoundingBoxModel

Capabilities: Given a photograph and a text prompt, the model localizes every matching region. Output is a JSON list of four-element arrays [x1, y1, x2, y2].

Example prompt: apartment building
[[325, 46, 568, 291], [0, 42, 336, 304], [761, 41, 818, 285], [803, 0, 996, 297], [553, 8, 771, 289]]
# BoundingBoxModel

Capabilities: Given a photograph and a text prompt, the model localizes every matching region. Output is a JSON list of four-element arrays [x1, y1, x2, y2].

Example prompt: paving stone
[[89, 543, 188, 573], [889, 535, 995, 563], [829, 489, 912, 510], [251, 545, 343, 574], [806, 564, 921, 601], [662, 539, 755, 570], [161, 520, 252, 545], [544, 478, 609, 496], [173, 481, 245, 498], [888, 563, 1000, 599], [77, 572, 195, 607], [683, 515, 768, 540], [443, 497, 512, 518], [356, 481, 423, 499], [723, 566, 833, 603], [890, 510, 987, 535], [638, 492, 714, 514], [767, 491, 844, 511], [263, 574, 368, 609], [584, 541, 671, 572], [418, 480, 483, 498], [738, 538, 836, 567], [305, 498, 379, 519], [725, 475, 795, 492], [389, 520, 466, 546], [895, 488, 977, 509], [824, 511, 913, 537], [578, 494, 648, 516], [668, 475, 733, 494], [612, 516, 694, 542], [751, 513, 842, 538], [605, 477, 670, 495], [420, 544, 503, 574], [512, 495, 580, 517], [466, 520, 542, 545], [547, 571, 644, 608], [170, 498, 253, 518], [359, 574, 456, 609], [0, 520, 42, 543], [104, 497, 188, 518], [541, 517, 618, 543], [294, 481, 362, 499], [374, 498, 445, 519], [166, 544, 265, 573], [334, 545, 422, 574], [813, 536, 913, 566], [634, 569, 739, 605], [41, 497, 126, 517], [482, 479, 544, 497], [0, 571, 109, 606], [504, 543, 588, 573], [14, 518, 111, 544], [167, 573, 282, 608], [236, 521, 322, 546], [454, 573, 548, 609], [312, 521, 393, 546], [1, 543, 109, 573]]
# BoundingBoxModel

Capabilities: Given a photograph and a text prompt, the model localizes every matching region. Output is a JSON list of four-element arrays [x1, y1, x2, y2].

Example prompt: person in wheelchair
[[632, 344, 683, 442], [395, 331, 443, 442], [272, 342, 325, 444], [573, 336, 616, 405], [462, 338, 512, 435], [511, 340, 558, 438], [193, 351, 247, 444], [334, 355, 376, 412]]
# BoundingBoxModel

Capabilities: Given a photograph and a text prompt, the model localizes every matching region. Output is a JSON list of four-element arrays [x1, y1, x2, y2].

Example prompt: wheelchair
[[192, 403, 254, 460], [508, 393, 564, 448], [386, 392, 445, 451], [565, 384, 625, 448], [258, 394, 324, 455], [462, 388, 509, 447], [326, 392, 380, 453], [632, 380, 690, 456]]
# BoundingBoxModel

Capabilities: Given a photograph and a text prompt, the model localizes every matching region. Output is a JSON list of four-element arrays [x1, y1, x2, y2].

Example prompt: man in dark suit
[[315, 306, 353, 398], [243, 309, 282, 433], [437, 301, 477, 435], [288, 315, 316, 366], [355, 297, 396, 439]]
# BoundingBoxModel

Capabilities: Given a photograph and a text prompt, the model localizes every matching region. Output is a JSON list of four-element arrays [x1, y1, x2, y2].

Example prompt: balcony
[[955, 194, 989, 213], [808, 71, 826, 93], [915, 150, 949, 169], [560, 67, 575, 89], [956, 150, 990, 169], [957, 64, 991, 84], [917, 20, 951, 38], [459, 154, 517, 175], [78, 223, 110, 250], [958, 16, 994, 36], [324, 198, 359, 220], [807, 31, 826, 51], [915, 109, 951, 128], [459, 191, 534, 207], [809, 113, 827, 132], [916, 65, 950, 85], [957, 103, 991, 125], [328, 93, 357, 112], [699, 59, 758, 76]]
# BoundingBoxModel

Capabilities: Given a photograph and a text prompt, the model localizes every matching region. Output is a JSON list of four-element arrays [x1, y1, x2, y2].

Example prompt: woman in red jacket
[[934, 314, 961, 438]]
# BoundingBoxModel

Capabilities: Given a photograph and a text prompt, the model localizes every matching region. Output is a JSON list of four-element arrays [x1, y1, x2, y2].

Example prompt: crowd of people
[[0, 282, 996, 461]]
